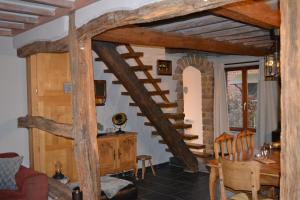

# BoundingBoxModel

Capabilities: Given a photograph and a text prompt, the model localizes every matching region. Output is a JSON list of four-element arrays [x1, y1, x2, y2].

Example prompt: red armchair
[[0, 152, 48, 200]]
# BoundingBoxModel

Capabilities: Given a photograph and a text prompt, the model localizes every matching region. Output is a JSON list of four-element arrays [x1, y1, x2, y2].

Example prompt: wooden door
[[27, 53, 77, 181], [98, 137, 118, 175], [117, 134, 136, 172]]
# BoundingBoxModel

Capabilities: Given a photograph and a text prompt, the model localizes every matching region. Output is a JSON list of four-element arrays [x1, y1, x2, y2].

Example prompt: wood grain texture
[[0, 12, 38, 24], [18, 0, 243, 57], [18, 116, 73, 139], [0, 21, 24, 29], [48, 178, 72, 200], [0, 2, 55, 16], [211, 0, 280, 29], [280, 0, 300, 199], [92, 41, 199, 172], [69, 13, 101, 200], [94, 27, 271, 56]]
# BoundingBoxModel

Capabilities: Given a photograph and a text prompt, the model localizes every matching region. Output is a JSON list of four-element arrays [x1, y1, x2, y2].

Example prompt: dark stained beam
[[93, 27, 271, 56], [0, 2, 54, 16], [211, 1, 280, 29], [18, 116, 73, 139]]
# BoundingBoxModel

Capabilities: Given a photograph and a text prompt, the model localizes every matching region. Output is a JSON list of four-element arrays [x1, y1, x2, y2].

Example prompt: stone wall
[[173, 55, 214, 152]]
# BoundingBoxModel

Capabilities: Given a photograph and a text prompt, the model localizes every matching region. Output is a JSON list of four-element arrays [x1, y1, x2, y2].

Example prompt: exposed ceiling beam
[[0, 2, 55, 16], [23, 0, 74, 8], [93, 27, 271, 56], [0, 28, 11, 36], [211, 1, 280, 29], [0, 21, 25, 29], [0, 11, 38, 24]]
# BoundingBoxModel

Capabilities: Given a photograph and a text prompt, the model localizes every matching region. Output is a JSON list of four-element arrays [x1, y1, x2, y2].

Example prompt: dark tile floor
[[120, 163, 210, 200]]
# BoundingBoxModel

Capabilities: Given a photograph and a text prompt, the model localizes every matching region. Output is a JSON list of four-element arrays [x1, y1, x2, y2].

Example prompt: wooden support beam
[[0, 2, 55, 16], [24, 0, 74, 8], [0, 12, 38, 24], [0, 28, 11, 36], [280, 0, 300, 199], [69, 13, 100, 200], [94, 27, 271, 56], [18, 116, 73, 139], [211, 1, 280, 29], [0, 21, 24, 29], [92, 41, 199, 172]]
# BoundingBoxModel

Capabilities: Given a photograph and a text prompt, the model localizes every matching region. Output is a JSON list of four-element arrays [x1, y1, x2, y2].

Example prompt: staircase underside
[[92, 41, 199, 171]]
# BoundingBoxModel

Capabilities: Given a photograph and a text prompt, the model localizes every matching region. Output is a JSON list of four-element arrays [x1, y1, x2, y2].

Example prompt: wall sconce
[[264, 29, 280, 81]]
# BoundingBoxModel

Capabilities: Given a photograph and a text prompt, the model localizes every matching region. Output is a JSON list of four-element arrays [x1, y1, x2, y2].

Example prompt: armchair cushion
[[0, 156, 23, 190]]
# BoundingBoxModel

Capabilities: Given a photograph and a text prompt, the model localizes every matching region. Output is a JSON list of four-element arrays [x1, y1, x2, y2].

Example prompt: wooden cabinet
[[97, 132, 137, 175]]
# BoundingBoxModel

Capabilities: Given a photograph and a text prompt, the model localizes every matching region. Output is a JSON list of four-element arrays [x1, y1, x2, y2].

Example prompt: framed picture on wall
[[94, 80, 106, 106], [157, 60, 172, 76]]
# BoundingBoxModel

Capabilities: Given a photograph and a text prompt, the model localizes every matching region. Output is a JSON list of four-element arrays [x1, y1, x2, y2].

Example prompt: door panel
[[118, 135, 136, 172], [98, 138, 117, 175], [28, 53, 77, 181]]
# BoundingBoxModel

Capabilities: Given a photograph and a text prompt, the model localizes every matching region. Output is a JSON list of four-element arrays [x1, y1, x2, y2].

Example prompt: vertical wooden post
[[69, 13, 101, 199], [280, 1, 300, 199]]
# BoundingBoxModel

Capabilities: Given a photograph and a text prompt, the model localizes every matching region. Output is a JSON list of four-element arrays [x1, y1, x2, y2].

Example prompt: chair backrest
[[214, 133, 236, 160], [218, 159, 261, 200], [236, 130, 255, 160]]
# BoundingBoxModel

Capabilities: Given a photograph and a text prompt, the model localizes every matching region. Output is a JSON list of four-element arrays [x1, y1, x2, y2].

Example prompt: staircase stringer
[[92, 41, 198, 171]]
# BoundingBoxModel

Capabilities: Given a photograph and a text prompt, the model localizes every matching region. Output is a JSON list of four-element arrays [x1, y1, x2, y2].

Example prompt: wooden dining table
[[207, 150, 280, 200]]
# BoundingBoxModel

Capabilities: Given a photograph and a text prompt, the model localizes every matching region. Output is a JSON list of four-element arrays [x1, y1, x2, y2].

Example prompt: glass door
[[226, 66, 258, 131]]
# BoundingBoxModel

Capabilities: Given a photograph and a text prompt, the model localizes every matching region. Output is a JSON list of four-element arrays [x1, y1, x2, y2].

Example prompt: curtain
[[213, 61, 230, 139], [256, 60, 279, 147]]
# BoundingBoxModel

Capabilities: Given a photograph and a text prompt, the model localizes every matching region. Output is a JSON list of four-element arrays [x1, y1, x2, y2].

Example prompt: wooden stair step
[[137, 112, 185, 120], [191, 150, 212, 158], [130, 102, 178, 108], [145, 122, 192, 129], [104, 65, 152, 73], [113, 78, 161, 84], [185, 142, 206, 149], [122, 90, 169, 96], [121, 52, 144, 59], [152, 131, 198, 140]]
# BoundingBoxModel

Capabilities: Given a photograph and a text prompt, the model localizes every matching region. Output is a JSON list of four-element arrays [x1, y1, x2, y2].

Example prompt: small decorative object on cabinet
[[94, 80, 106, 106], [157, 59, 172, 75], [97, 132, 137, 176], [112, 113, 127, 133]]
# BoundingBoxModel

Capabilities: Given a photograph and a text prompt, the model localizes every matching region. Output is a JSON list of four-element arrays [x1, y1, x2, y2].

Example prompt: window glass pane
[[226, 71, 243, 129], [247, 69, 258, 129]]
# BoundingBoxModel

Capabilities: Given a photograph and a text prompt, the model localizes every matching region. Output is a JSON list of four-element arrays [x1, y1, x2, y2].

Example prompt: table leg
[[209, 167, 218, 200]]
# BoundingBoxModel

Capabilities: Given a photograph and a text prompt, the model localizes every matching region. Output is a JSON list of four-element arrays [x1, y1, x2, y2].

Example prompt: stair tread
[[145, 122, 192, 129], [191, 150, 212, 158], [122, 90, 169, 96], [137, 112, 185, 120], [121, 52, 144, 59], [104, 65, 152, 73], [152, 131, 198, 140], [130, 102, 177, 108], [185, 142, 206, 149], [113, 78, 161, 84]]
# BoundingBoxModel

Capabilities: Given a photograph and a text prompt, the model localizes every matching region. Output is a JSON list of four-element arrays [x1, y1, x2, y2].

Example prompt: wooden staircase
[[92, 41, 206, 171]]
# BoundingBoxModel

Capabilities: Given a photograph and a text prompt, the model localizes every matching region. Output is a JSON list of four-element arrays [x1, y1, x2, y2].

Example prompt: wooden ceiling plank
[[175, 20, 245, 35], [0, 28, 12, 36], [197, 25, 260, 38], [230, 35, 271, 43], [0, 20, 25, 29], [211, 1, 280, 29], [216, 30, 270, 41], [23, 0, 74, 8], [0, 2, 55, 16], [94, 27, 271, 56], [0, 12, 38, 24], [152, 15, 227, 32]]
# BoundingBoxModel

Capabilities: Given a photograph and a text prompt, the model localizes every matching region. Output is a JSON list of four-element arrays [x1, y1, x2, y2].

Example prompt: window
[[226, 66, 259, 131]]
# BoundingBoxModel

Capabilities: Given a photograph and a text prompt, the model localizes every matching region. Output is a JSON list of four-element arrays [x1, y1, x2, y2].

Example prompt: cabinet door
[[117, 135, 136, 172], [98, 137, 117, 175]]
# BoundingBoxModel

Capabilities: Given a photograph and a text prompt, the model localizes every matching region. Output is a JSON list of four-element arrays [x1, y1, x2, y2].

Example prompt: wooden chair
[[214, 133, 236, 160], [218, 159, 261, 200], [236, 130, 255, 160]]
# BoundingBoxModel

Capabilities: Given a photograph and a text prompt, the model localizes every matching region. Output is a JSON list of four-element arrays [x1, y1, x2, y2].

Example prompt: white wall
[[0, 37, 28, 166], [93, 45, 186, 166]]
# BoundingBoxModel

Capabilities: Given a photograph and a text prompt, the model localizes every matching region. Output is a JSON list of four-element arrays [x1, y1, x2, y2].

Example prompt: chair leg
[[142, 160, 146, 180], [149, 159, 156, 176]]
